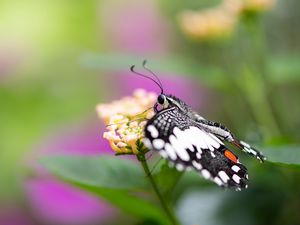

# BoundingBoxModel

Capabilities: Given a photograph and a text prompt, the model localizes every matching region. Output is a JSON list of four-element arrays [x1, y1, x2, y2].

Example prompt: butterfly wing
[[190, 113, 266, 162], [232, 140, 266, 162], [144, 107, 248, 190]]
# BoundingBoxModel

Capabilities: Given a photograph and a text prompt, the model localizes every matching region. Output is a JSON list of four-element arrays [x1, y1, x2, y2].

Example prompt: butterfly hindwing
[[144, 107, 248, 190], [192, 113, 266, 162], [234, 140, 266, 162]]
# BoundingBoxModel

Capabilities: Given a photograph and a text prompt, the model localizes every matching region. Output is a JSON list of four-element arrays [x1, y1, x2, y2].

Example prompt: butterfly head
[[156, 94, 189, 113], [130, 61, 189, 113], [157, 94, 169, 108]]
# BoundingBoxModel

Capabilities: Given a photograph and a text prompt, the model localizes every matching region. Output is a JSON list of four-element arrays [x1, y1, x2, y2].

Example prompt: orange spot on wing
[[224, 150, 238, 163]]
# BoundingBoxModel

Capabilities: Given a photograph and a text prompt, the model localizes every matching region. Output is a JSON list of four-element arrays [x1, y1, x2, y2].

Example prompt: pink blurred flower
[[24, 119, 116, 225], [100, 0, 171, 55], [36, 118, 112, 156], [0, 208, 32, 225], [25, 178, 113, 225]]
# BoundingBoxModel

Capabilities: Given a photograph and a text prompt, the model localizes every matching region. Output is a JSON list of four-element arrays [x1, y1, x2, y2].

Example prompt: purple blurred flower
[[0, 208, 32, 225], [24, 119, 116, 225], [25, 178, 113, 225], [36, 119, 112, 156], [100, 0, 171, 54]]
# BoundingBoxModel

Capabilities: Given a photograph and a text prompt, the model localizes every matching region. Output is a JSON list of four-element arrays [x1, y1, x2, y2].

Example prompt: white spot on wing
[[143, 138, 152, 149], [159, 150, 168, 158], [214, 177, 223, 186], [153, 139, 164, 149], [232, 174, 241, 184], [173, 127, 194, 151], [169, 135, 190, 161], [231, 165, 240, 173], [208, 133, 224, 145], [218, 171, 230, 183], [176, 164, 184, 171], [192, 160, 202, 170], [248, 148, 258, 155], [240, 140, 250, 148], [185, 127, 211, 152], [202, 132, 221, 149], [189, 127, 220, 151], [165, 143, 177, 160], [147, 125, 159, 138], [205, 133, 220, 148], [201, 169, 211, 179], [167, 126, 223, 163]]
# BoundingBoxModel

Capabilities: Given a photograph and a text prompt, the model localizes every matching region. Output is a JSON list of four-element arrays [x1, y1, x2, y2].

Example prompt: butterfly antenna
[[142, 60, 164, 94], [130, 65, 164, 94]]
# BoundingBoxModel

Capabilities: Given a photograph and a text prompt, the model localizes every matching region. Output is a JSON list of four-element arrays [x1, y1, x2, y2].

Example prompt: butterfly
[[131, 61, 266, 191]]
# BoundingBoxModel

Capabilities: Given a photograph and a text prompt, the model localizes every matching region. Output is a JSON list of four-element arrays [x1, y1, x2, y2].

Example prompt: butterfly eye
[[157, 94, 165, 105]]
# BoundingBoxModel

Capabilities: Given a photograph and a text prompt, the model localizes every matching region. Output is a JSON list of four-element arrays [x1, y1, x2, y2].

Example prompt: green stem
[[234, 15, 282, 137], [137, 154, 180, 225], [239, 67, 282, 137]]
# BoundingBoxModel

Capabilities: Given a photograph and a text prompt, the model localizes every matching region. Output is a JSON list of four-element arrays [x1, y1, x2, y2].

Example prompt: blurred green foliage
[[0, 0, 102, 200], [0, 0, 300, 225]]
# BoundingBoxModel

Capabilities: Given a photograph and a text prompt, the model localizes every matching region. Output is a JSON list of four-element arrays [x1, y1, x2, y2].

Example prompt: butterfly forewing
[[144, 107, 248, 190]]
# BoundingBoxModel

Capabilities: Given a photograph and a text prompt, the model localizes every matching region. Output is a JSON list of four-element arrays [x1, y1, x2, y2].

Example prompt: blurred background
[[1, 0, 300, 225]]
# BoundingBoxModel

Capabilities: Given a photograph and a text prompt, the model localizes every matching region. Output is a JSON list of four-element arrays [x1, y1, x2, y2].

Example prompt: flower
[[0, 207, 32, 225], [24, 121, 115, 225], [97, 89, 157, 154], [239, 0, 276, 13], [223, 0, 276, 14], [100, 0, 170, 55], [178, 0, 276, 41], [25, 178, 114, 225], [178, 5, 237, 41]]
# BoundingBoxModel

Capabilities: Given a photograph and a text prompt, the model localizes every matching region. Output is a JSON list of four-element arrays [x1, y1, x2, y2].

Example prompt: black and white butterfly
[[131, 61, 266, 191]]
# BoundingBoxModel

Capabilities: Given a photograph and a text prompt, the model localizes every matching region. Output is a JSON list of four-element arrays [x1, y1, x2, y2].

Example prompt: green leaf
[[263, 146, 300, 167], [41, 155, 148, 189], [154, 161, 183, 197], [75, 184, 170, 225], [41, 155, 170, 224]]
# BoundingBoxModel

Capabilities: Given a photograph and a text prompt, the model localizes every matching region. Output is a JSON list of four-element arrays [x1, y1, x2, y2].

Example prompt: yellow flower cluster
[[96, 89, 157, 154], [178, 0, 276, 41], [179, 7, 237, 41], [241, 0, 276, 12]]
